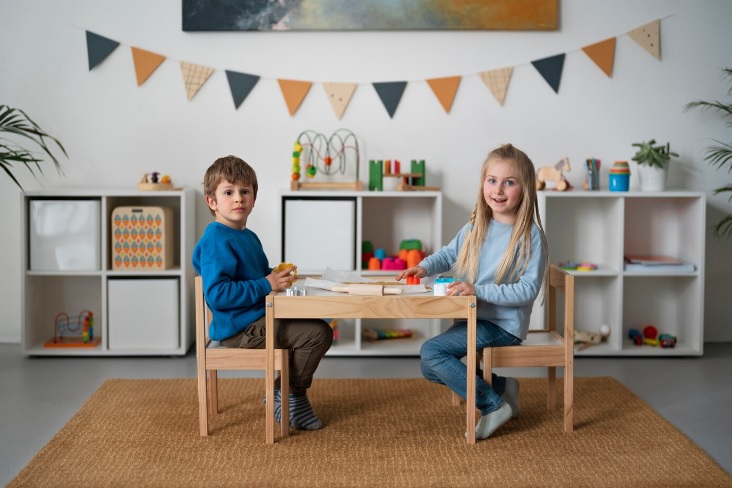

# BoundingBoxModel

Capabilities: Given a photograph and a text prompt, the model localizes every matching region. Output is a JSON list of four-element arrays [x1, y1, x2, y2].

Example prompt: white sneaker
[[502, 377, 520, 418]]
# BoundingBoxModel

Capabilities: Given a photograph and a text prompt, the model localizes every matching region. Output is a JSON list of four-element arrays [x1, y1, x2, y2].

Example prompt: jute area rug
[[9, 377, 730, 488]]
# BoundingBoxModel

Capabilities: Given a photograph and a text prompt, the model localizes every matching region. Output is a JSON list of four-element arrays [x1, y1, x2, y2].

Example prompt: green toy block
[[369, 160, 383, 191], [399, 239, 422, 251], [410, 160, 425, 186]]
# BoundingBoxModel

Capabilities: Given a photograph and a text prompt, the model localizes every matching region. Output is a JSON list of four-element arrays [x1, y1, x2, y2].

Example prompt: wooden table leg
[[466, 299, 477, 444], [265, 296, 275, 444]]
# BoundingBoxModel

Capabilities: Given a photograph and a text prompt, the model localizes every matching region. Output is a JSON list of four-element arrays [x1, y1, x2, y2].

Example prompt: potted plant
[[0, 104, 67, 190], [631, 139, 678, 191], [684, 67, 732, 238]]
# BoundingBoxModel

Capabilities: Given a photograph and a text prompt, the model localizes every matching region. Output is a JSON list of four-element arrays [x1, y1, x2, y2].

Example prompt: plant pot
[[638, 165, 667, 191]]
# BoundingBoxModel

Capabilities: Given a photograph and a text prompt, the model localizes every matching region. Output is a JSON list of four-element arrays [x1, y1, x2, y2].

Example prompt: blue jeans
[[420, 319, 521, 416]]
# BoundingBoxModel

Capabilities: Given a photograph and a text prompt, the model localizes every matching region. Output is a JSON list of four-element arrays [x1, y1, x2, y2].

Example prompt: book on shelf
[[623, 255, 695, 272], [624, 255, 684, 265]]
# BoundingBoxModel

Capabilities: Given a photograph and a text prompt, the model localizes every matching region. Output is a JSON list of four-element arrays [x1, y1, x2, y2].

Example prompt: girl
[[396, 143, 548, 440]]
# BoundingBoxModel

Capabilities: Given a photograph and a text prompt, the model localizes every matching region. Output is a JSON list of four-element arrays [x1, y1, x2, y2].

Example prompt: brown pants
[[221, 316, 333, 396]]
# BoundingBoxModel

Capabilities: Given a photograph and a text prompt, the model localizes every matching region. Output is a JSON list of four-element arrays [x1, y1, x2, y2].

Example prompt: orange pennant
[[180, 62, 215, 100], [582, 37, 616, 77], [628, 19, 660, 60], [277, 79, 312, 116], [131, 47, 166, 86], [426, 76, 461, 113], [479, 67, 513, 106], [323, 82, 357, 119]]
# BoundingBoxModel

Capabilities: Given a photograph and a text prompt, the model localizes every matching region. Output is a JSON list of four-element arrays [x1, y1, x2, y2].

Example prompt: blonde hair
[[453, 144, 548, 287]]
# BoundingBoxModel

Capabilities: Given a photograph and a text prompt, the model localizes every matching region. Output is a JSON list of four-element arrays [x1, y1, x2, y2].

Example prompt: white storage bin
[[30, 200, 101, 270], [108, 278, 179, 350]]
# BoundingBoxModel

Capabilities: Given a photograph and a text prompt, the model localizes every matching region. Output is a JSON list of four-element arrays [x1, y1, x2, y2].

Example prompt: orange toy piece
[[274, 262, 297, 288]]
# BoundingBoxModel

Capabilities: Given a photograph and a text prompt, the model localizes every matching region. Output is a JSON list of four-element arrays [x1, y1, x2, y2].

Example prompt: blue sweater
[[419, 220, 547, 340], [192, 222, 273, 341]]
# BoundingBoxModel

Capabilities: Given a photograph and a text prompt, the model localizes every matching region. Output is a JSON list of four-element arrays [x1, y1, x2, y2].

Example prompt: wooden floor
[[1, 342, 730, 484]]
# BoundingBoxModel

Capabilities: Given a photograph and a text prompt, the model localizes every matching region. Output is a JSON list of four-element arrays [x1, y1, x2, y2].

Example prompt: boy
[[193, 155, 332, 430]]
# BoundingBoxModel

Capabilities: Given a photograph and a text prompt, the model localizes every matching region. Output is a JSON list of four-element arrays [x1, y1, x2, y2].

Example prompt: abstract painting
[[182, 0, 558, 31]]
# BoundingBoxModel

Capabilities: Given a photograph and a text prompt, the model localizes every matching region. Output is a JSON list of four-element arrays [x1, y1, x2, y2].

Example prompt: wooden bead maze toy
[[290, 129, 362, 191]]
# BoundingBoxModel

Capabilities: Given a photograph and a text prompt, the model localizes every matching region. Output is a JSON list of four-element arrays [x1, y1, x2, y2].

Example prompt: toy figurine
[[536, 157, 571, 191]]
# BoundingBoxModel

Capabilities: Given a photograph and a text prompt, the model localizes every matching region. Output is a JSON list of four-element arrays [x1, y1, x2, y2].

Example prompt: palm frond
[[0, 105, 68, 190], [712, 215, 732, 238]]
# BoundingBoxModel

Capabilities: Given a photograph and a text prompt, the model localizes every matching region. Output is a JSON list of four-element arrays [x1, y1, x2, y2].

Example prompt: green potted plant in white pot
[[631, 139, 678, 191], [1, 104, 67, 190]]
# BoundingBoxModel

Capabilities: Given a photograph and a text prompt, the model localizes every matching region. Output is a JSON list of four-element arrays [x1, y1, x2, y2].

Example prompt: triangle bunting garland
[[131, 47, 166, 86], [180, 62, 215, 100], [479, 67, 513, 106], [86, 31, 119, 71], [582, 38, 616, 77], [531, 53, 565, 94], [426, 76, 461, 113], [628, 19, 661, 60], [277, 79, 312, 116], [373, 81, 408, 118], [84, 17, 666, 117], [323, 82, 357, 120], [225, 71, 260, 109]]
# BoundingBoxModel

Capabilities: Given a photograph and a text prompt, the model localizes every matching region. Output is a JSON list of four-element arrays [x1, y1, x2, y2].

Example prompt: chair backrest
[[194, 275, 212, 352], [546, 264, 574, 347]]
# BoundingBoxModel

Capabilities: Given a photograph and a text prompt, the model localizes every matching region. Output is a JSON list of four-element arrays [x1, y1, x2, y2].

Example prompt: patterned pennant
[[323, 82, 357, 119], [373, 81, 407, 118], [131, 47, 166, 86], [531, 53, 565, 94], [86, 31, 119, 71], [479, 67, 513, 106], [225, 71, 260, 109], [628, 19, 661, 60], [277, 79, 312, 116], [582, 37, 616, 77], [426, 76, 461, 113], [180, 62, 215, 100]]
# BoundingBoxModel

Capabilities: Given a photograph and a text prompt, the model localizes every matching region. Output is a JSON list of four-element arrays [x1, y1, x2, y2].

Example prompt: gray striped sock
[[289, 394, 323, 430]]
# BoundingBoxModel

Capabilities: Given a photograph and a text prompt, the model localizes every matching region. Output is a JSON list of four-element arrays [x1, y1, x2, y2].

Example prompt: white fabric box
[[30, 200, 101, 271], [107, 278, 179, 350]]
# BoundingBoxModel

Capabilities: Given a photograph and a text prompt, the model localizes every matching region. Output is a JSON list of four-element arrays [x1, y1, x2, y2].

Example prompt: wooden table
[[264, 289, 479, 444]]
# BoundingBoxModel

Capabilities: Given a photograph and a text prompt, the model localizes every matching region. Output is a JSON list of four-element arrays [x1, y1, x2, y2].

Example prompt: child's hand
[[268, 264, 297, 291], [395, 266, 426, 282], [447, 280, 475, 296]]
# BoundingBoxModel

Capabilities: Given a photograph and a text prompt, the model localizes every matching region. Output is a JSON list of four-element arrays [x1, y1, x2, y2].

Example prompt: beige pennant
[[323, 82, 357, 119], [180, 62, 215, 100], [131, 47, 166, 86], [628, 19, 661, 60], [277, 79, 313, 116], [582, 37, 616, 77], [426, 76, 461, 113], [479, 67, 513, 106]]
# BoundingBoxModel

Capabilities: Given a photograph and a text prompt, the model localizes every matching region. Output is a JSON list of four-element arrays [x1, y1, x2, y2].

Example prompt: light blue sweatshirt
[[192, 222, 273, 341], [419, 220, 547, 340]]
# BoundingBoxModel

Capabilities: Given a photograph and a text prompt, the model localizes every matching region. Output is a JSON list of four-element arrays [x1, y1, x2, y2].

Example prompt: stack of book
[[623, 255, 695, 272]]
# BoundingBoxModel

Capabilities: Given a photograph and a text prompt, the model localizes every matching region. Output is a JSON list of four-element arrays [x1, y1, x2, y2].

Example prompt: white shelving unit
[[21, 188, 196, 356], [280, 190, 443, 356], [538, 190, 705, 356]]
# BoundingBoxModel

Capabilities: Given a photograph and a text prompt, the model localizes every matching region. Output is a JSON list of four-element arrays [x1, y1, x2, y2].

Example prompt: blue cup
[[609, 173, 630, 191]]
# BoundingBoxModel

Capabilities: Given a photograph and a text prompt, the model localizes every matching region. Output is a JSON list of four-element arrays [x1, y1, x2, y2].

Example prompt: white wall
[[2, 0, 731, 342]]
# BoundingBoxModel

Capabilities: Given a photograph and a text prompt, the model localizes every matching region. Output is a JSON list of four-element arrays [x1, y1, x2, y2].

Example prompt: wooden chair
[[452, 264, 575, 432], [195, 276, 290, 441]]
